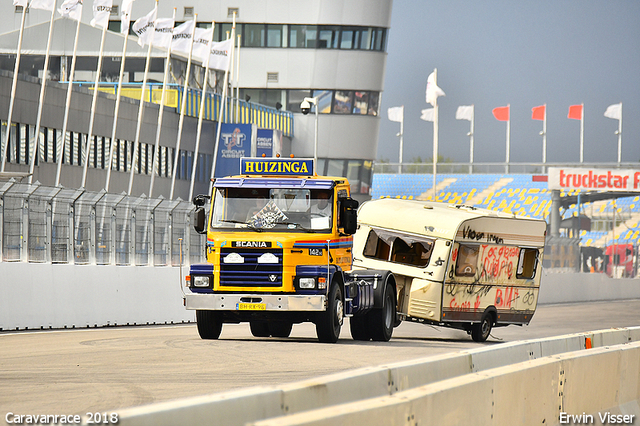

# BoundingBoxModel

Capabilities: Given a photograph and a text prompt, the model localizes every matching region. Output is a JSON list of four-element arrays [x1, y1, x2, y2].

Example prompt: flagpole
[[398, 110, 404, 174], [28, 0, 57, 184], [235, 34, 241, 123], [579, 103, 584, 163], [432, 68, 438, 201], [188, 26, 217, 202], [55, 11, 83, 186], [616, 103, 622, 164], [542, 103, 547, 173], [469, 105, 474, 174], [105, 31, 130, 192], [169, 18, 200, 200], [81, 23, 108, 189], [209, 35, 232, 194], [505, 103, 510, 174], [149, 8, 177, 198], [1, 3, 27, 173]]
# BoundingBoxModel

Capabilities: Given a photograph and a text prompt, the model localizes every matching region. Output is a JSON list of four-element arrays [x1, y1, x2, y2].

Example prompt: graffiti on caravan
[[548, 167, 640, 192]]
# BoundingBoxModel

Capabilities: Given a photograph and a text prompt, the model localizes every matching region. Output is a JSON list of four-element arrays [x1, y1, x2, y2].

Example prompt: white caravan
[[352, 199, 547, 342]]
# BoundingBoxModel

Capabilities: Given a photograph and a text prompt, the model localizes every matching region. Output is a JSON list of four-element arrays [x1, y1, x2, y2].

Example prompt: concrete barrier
[[0, 263, 193, 331], [253, 342, 640, 426], [109, 327, 640, 426], [2, 263, 639, 331], [538, 270, 640, 304]]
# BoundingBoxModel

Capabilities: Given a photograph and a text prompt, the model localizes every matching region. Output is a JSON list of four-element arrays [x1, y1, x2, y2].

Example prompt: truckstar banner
[[548, 167, 640, 192]]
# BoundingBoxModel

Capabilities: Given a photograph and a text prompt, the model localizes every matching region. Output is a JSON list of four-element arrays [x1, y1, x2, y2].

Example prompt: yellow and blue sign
[[240, 157, 315, 176]]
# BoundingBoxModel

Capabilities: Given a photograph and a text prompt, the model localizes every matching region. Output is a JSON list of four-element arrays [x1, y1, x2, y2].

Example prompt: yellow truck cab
[[186, 157, 397, 343], [353, 198, 547, 342]]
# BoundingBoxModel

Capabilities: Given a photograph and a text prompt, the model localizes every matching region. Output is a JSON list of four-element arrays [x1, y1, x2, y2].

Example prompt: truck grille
[[220, 248, 283, 287]]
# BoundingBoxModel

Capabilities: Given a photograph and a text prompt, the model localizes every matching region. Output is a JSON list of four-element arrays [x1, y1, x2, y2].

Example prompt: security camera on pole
[[300, 97, 319, 164]]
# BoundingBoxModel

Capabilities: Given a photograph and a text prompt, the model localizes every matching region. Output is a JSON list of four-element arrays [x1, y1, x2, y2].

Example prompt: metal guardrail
[[0, 179, 205, 266]]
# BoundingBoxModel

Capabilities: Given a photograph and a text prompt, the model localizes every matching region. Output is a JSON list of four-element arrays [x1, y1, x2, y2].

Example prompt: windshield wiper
[[219, 219, 263, 232]]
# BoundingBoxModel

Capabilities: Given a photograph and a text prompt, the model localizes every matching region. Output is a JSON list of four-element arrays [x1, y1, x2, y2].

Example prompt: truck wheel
[[471, 311, 494, 342], [369, 282, 395, 342], [250, 321, 271, 337], [316, 283, 343, 343], [349, 315, 371, 341], [196, 310, 223, 340], [269, 322, 293, 338]]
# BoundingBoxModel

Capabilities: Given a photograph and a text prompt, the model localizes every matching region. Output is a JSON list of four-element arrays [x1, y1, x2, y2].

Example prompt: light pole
[[301, 97, 319, 164]]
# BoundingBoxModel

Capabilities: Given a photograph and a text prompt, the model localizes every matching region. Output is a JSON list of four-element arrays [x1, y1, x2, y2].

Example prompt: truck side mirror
[[193, 194, 210, 207], [194, 207, 206, 234], [340, 198, 359, 235]]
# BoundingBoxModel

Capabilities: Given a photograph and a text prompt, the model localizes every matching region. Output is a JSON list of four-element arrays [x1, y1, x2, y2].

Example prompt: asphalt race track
[[1, 299, 639, 420]]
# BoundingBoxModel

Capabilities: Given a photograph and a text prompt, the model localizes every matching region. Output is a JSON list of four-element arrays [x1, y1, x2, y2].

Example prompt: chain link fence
[[0, 180, 205, 266]]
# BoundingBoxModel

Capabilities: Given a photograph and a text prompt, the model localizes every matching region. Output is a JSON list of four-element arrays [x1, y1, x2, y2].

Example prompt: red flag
[[531, 105, 545, 121], [492, 105, 510, 121], [568, 104, 583, 120]]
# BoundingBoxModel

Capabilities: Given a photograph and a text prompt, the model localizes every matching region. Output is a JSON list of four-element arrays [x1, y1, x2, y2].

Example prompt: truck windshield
[[209, 187, 333, 232]]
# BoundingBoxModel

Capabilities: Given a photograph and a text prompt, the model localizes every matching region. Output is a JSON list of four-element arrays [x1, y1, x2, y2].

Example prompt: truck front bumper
[[185, 293, 326, 311]]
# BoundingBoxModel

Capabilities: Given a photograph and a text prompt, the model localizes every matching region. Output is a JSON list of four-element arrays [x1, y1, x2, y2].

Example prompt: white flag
[[604, 103, 622, 120], [153, 17, 175, 49], [426, 72, 445, 106], [13, 0, 27, 7], [58, 0, 83, 21], [192, 28, 213, 63], [120, 0, 134, 35], [208, 38, 233, 71], [171, 20, 195, 54], [30, 0, 55, 10], [456, 105, 473, 121], [132, 5, 157, 47], [91, 0, 113, 29], [387, 106, 403, 123], [420, 108, 434, 122]]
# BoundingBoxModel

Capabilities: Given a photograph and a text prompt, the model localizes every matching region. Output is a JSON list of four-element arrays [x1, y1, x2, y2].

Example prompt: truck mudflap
[[185, 293, 326, 311]]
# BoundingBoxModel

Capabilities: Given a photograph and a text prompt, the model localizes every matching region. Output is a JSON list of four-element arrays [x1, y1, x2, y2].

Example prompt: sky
[[377, 1, 640, 166]]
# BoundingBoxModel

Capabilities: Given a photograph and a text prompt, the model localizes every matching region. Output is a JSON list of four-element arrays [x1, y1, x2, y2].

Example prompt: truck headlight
[[193, 276, 211, 287], [299, 278, 315, 289]]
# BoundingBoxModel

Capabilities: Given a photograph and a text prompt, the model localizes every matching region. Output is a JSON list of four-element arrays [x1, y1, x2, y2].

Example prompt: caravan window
[[517, 248, 538, 279], [363, 228, 433, 267], [456, 244, 479, 277]]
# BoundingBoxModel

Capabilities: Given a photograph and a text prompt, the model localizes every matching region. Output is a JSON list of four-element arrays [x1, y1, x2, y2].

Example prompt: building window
[[333, 90, 353, 114], [317, 26, 339, 49], [244, 24, 265, 47], [289, 25, 317, 48], [266, 24, 284, 47], [353, 91, 368, 115], [312, 90, 333, 113]]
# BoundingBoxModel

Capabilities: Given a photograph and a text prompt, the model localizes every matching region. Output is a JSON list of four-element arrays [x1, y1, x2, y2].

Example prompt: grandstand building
[[0, 0, 391, 200], [373, 171, 640, 276]]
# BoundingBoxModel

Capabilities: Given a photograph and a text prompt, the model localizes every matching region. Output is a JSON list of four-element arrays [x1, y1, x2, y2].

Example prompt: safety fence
[[0, 179, 205, 266]]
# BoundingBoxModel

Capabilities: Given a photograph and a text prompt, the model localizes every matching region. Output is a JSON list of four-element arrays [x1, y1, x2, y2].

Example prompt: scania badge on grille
[[269, 275, 278, 282]]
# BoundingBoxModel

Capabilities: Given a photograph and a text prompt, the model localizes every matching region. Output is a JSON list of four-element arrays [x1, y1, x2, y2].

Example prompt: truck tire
[[316, 283, 343, 343], [196, 310, 223, 339], [471, 311, 494, 342], [250, 321, 270, 337], [369, 282, 395, 342], [269, 321, 293, 338], [349, 315, 371, 341]]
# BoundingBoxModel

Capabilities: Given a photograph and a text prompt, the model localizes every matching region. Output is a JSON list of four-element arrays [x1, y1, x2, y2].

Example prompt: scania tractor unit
[[184, 157, 397, 343]]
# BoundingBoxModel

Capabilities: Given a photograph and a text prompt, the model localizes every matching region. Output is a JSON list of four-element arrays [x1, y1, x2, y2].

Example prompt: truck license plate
[[237, 302, 266, 311]]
